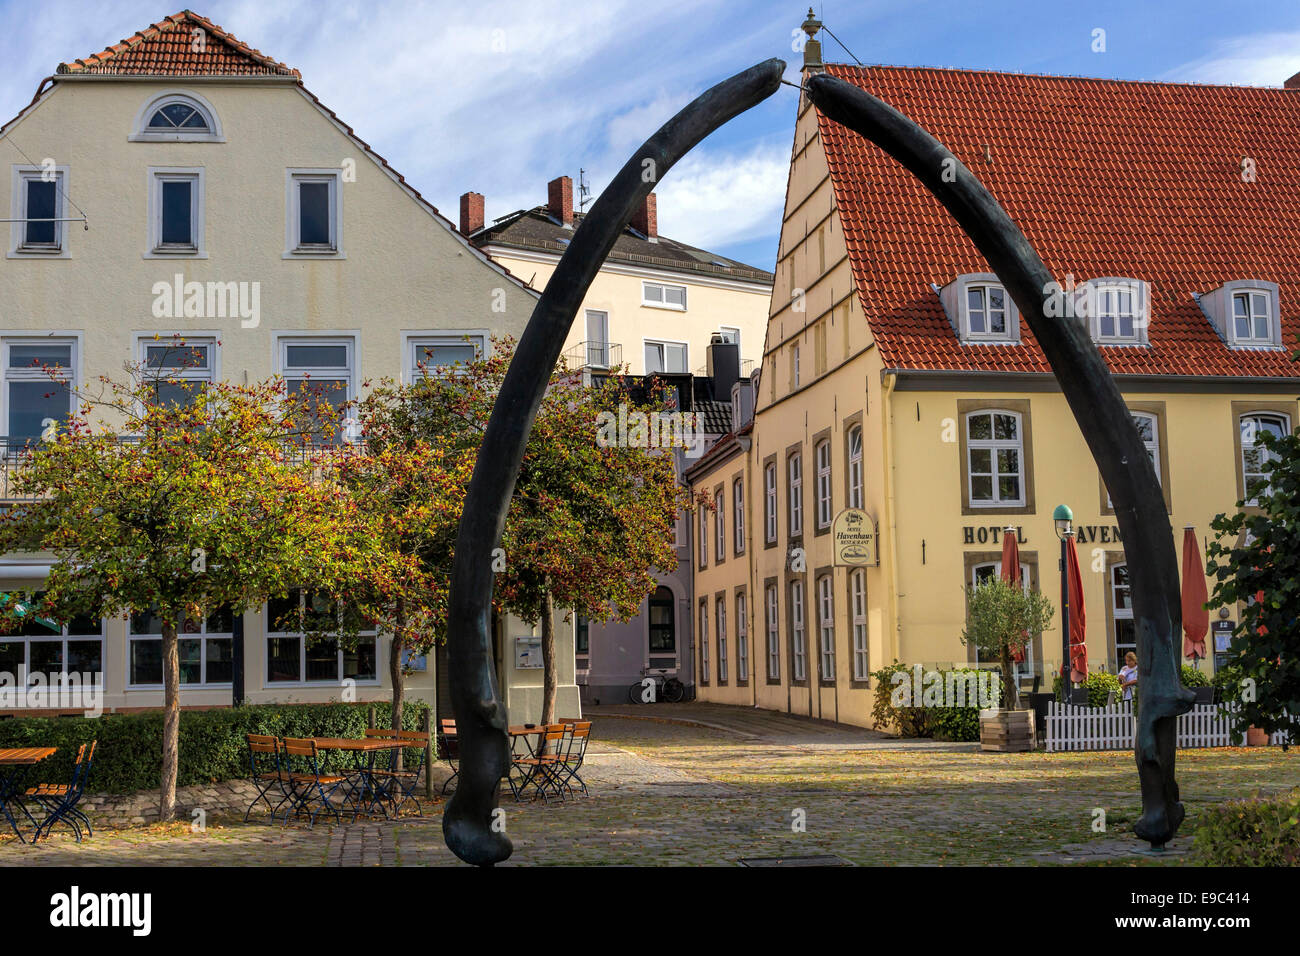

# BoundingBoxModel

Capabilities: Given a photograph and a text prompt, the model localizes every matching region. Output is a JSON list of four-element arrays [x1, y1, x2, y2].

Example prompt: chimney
[[706, 333, 740, 400], [1286, 70, 1300, 89], [800, 7, 824, 74], [459, 191, 484, 236], [631, 192, 657, 241], [547, 175, 573, 227]]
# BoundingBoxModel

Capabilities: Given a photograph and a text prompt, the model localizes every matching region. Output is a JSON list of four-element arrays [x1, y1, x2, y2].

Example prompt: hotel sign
[[833, 508, 878, 567]]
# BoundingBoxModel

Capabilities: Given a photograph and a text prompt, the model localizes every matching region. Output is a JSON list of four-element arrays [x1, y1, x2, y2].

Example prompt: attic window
[[1072, 278, 1149, 345], [1196, 280, 1281, 349], [131, 92, 224, 143], [937, 273, 1020, 344]]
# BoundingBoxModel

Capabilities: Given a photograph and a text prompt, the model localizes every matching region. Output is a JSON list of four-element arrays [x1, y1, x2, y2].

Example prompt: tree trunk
[[999, 642, 1019, 711], [390, 598, 406, 772], [540, 588, 557, 727], [159, 617, 180, 822]]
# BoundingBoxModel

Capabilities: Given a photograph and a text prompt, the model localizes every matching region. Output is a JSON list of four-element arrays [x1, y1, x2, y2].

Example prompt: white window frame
[[642, 280, 687, 311], [765, 585, 780, 680], [1088, 279, 1148, 345], [791, 580, 807, 682], [2, 335, 79, 442], [9, 165, 70, 257], [403, 330, 488, 381], [848, 425, 864, 509], [850, 568, 868, 680], [127, 609, 233, 689], [764, 463, 777, 543], [130, 90, 224, 143], [1231, 290, 1275, 347], [966, 410, 1025, 508], [815, 439, 832, 529], [0, 611, 103, 685], [736, 591, 749, 682], [146, 167, 205, 258], [1241, 412, 1291, 505], [275, 334, 358, 443], [643, 338, 689, 375], [584, 310, 612, 368], [733, 478, 745, 555], [714, 489, 725, 561], [698, 601, 710, 683], [719, 326, 741, 351], [264, 593, 379, 686], [941, 274, 1020, 344], [963, 282, 1012, 340], [817, 574, 835, 680], [284, 168, 343, 258], [716, 597, 728, 683], [788, 452, 803, 536], [135, 333, 219, 405], [1111, 562, 1135, 672], [792, 344, 801, 389]]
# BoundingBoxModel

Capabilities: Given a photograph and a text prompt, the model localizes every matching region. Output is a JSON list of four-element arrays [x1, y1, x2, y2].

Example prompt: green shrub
[[869, 661, 997, 741], [1193, 788, 1300, 866], [1052, 670, 1123, 706], [1181, 664, 1211, 688], [0, 700, 430, 794]]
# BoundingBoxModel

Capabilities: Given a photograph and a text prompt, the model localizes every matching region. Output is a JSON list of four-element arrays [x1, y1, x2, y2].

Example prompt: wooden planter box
[[980, 708, 1036, 752], [1246, 725, 1270, 747]]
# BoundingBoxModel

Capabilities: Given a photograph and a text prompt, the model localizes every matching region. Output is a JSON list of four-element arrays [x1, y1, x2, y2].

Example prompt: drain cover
[[737, 854, 851, 867]]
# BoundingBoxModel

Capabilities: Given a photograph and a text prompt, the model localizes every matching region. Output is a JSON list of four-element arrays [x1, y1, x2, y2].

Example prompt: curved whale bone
[[441, 58, 787, 866], [805, 72, 1194, 848]]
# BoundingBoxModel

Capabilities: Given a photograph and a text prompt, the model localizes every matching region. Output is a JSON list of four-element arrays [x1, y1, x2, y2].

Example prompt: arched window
[[131, 92, 223, 143], [847, 425, 863, 509]]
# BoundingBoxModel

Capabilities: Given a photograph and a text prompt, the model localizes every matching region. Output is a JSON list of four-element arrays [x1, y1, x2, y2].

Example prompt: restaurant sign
[[833, 508, 878, 567]]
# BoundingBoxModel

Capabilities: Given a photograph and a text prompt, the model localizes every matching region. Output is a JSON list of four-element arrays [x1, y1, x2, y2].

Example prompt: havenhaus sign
[[961, 523, 1124, 545], [833, 508, 878, 566]]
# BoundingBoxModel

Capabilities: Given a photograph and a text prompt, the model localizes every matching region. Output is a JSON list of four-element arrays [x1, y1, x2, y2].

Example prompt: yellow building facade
[[687, 49, 1300, 728]]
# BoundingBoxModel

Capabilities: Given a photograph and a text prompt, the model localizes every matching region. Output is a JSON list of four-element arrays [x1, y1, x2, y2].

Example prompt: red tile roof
[[817, 63, 1300, 378], [57, 10, 299, 77]]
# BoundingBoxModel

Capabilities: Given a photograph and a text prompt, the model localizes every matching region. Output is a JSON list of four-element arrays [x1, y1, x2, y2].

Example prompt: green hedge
[[1052, 670, 1123, 707], [0, 700, 430, 794], [870, 661, 999, 742], [1193, 788, 1300, 866]]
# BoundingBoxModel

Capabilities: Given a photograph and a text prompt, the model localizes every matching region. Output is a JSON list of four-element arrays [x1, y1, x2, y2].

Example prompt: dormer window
[[1232, 290, 1272, 344], [938, 273, 1020, 344], [1196, 280, 1282, 349], [130, 91, 224, 143], [1081, 278, 1148, 345]]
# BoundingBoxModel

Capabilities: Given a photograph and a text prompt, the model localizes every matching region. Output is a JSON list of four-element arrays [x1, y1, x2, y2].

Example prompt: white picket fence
[[1045, 700, 1292, 752]]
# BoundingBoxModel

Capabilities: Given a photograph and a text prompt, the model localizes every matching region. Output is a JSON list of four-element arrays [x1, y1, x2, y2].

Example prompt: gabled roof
[[817, 63, 1300, 379], [474, 207, 773, 285], [57, 10, 299, 77]]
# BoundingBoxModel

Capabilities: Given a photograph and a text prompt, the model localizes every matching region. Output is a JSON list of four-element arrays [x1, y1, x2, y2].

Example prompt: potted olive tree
[[962, 576, 1055, 752]]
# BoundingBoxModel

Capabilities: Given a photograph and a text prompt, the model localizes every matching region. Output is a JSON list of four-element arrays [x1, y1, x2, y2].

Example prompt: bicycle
[[628, 667, 685, 704]]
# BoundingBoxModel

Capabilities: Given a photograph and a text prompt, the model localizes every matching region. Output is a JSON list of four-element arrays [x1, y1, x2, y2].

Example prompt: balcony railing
[[562, 341, 622, 371], [0, 437, 359, 503]]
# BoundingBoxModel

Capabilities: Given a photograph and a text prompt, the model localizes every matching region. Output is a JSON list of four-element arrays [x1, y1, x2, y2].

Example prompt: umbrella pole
[[1059, 532, 1072, 704]]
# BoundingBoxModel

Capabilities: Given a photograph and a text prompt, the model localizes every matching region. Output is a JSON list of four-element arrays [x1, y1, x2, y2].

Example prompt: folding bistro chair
[[555, 721, 592, 797], [244, 734, 286, 822], [278, 738, 347, 827], [511, 726, 568, 803], [436, 719, 459, 794], [367, 728, 429, 816], [26, 740, 97, 843]]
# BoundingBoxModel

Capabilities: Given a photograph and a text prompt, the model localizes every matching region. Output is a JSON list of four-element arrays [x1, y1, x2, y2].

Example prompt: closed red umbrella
[[1181, 527, 1209, 660], [1066, 532, 1088, 682], [1000, 526, 1026, 663]]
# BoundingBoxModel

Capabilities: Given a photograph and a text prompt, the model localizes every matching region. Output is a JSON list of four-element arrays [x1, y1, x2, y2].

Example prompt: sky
[[3, 0, 1300, 272]]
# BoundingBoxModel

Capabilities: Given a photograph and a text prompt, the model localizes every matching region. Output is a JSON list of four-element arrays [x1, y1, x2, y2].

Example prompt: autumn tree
[[398, 341, 690, 726], [0, 339, 373, 819]]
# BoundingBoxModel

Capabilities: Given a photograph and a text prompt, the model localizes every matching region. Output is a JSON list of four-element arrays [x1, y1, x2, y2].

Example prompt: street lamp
[[1053, 504, 1074, 704]]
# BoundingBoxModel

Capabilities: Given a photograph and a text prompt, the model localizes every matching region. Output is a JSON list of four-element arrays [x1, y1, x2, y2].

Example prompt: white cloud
[[1164, 31, 1300, 86], [655, 141, 789, 250]]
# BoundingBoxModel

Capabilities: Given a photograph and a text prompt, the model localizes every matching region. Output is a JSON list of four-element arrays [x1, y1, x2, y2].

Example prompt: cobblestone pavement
[[1, 715, 1295, 866]]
